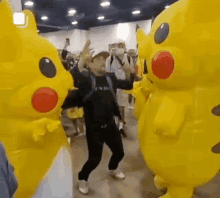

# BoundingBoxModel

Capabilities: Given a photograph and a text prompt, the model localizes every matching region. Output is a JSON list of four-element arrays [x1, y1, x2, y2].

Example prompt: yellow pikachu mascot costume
[[0, 0, 74, 197], [136, 0, 220, 197]]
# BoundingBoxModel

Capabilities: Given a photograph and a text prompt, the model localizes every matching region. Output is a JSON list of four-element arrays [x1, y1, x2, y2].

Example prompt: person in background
[[60, 40, 76, 71], [62, 40, 135, 195], [106, 42, 135, 137], [0, 142, 18, 198], [60, 41, 84, 139], [127, 49, 139, 109]]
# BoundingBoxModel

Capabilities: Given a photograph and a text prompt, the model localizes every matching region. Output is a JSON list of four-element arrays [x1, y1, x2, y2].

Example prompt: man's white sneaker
[[78, 180, 89, 195], [109, 170, 125, 180]]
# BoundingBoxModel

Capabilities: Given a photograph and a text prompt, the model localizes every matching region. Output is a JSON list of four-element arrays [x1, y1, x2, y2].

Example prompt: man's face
[[66, 52, 72, 60], [111, 43, 118, 56], [116, 43, 126, 56], [118, 43, 125, 49], [92, 55, 106, 69], [128, 50, 137, 58]]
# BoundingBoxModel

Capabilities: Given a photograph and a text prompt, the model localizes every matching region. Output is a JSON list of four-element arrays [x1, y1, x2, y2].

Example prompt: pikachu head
[[0, 0, 73, 119], [137, 0, 220, 90]]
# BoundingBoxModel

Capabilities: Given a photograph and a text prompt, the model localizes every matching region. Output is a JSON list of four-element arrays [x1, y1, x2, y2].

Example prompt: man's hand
[[78, 40, 92, 70], [64, 40, 69, 49], [123, 62, 135, 78], [81, 40, 91, 58]]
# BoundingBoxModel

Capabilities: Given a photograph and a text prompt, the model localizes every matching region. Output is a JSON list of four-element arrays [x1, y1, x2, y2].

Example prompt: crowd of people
[[60, 39, 140, 194]]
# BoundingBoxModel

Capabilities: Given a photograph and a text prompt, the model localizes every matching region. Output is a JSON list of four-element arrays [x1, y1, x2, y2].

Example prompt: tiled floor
[[70, 106, 220, 198]]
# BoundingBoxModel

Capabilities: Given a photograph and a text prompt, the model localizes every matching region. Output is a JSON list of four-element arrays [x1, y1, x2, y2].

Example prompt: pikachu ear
[[0, 0, 22, 62], [136, 27, 147, 46], [0, 0, 15, 30], [23, 10, 38, 33], [136, 27, 150, 59]]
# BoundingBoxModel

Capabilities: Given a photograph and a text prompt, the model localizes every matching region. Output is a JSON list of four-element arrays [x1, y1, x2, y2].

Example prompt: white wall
[[88, 20, 152, 51], [40, 29, 88, 54], [40, 19, 151, 53]]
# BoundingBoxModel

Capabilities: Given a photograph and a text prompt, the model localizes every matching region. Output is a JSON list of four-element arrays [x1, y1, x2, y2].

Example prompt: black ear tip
[[143, 60, 148, 74], [136, 25, 140, 32]]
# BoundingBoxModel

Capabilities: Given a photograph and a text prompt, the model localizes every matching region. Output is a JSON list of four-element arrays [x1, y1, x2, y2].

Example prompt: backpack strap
[[115, 56, 125, 67], [82, 72, 96, 103], [106, 75, 116, 99], [127, 55, 131, 64], [110, 55, 114, 71], [106, 74, 122, 119], [110, 55, 114, 65]]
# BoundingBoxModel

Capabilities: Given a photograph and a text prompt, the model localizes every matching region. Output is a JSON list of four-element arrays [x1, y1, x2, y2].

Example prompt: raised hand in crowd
[[78, 40, 93, 71]]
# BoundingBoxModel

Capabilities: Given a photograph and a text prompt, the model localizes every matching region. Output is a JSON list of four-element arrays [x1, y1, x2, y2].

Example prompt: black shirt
[[62, 58, 75, 71], [63, 67, 134, 125], [61, 49, 68, 60]]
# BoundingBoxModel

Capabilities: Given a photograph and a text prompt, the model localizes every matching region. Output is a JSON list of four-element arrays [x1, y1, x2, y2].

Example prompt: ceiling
[[21, 0, 178, 33]]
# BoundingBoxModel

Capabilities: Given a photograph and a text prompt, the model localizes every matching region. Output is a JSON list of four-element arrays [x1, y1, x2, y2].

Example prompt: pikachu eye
[[154, 23, 169, 44], [39, 58, 56, 78]]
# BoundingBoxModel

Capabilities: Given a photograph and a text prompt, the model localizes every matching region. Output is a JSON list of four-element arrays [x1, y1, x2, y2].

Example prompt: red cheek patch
[[32, 87, 58, 113], [152, 51, 175, 79]]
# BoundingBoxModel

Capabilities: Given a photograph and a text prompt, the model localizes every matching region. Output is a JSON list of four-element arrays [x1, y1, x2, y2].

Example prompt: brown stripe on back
[[212, 142, 220, 154], [212, 105, 220, 116]]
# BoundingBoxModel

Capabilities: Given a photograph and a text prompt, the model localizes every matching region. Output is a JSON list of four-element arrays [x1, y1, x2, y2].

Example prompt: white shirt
[[106, 54, 133, 106]]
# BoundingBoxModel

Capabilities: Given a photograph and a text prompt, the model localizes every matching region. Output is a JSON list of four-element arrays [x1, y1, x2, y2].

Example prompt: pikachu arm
[[154, 96, 185, 138], [134, 87, 148, 119], [132, 81, 142, 96], [124, 89, 133, 94], [133, 79, 152, 99], [133, 83, 152, 119], [20, 118, 61, 142]]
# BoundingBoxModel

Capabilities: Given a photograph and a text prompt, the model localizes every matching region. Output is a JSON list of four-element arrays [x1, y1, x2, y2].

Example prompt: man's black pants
[[78, 119, 124, 181]]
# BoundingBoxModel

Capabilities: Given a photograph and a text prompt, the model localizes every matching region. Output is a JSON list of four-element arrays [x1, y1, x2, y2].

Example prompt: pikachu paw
[[154, 175, 169, 190], [33, 118, 61, 142], [33, 128, 45, 142], [47, 120, 61, 132]]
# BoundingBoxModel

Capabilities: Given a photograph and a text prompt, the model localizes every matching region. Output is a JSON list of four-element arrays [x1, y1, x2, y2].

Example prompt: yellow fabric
[[0, 1, 74, 197], [84, 54, 88, 59], [136, 0, 220, 197], [124, 89, 133, 94], [136, 57, 144, 77], [67, 108, 84, 119]]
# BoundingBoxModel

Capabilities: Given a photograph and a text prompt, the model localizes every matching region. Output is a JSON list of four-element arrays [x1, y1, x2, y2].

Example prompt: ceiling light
[[101, 2, 110, 7], [69, 9, 76, 14], [41, 16, 48, 21], [165, 5, 170, 9], [72, 21, 78, 25], [98, 16, 105, 20], [24, 1, 34, 6], [132, 10, 141, 15]]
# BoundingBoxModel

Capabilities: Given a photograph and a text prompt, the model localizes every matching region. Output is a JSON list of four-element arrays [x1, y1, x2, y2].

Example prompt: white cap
[[91, 49, 110, 61]]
